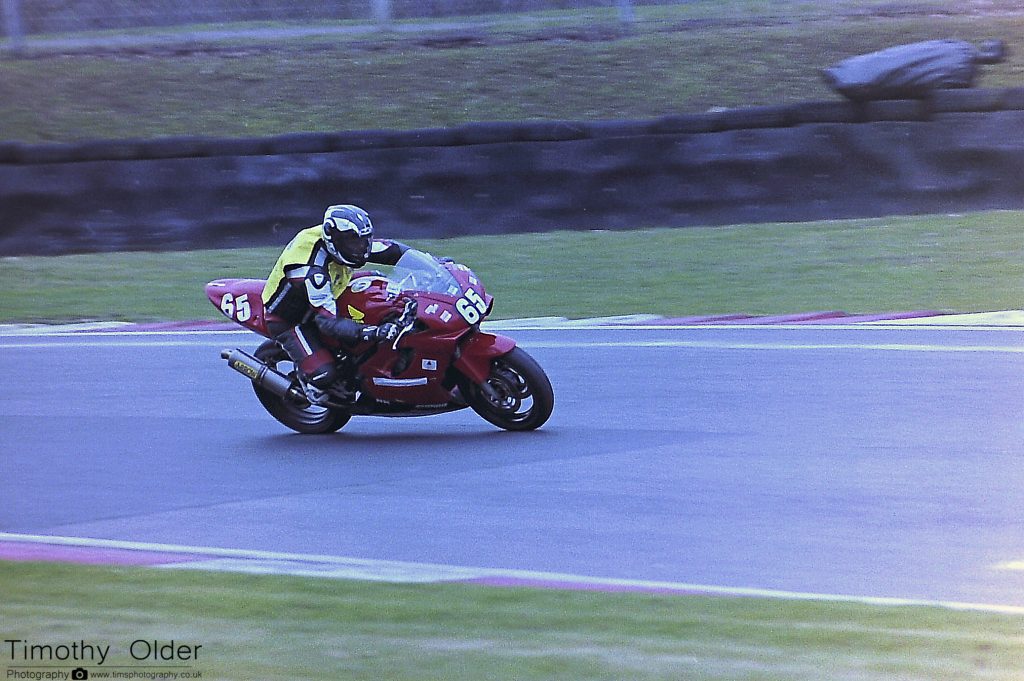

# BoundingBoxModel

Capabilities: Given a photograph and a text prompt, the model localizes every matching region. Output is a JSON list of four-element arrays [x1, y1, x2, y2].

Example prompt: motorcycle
[[205, 248, 554, 434]]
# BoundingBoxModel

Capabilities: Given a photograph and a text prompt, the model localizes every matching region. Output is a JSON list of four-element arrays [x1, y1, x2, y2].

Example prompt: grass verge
[[1, 561, 1023, 681], [1, 2, 1023, 142], [0, 211, 1021, 323]]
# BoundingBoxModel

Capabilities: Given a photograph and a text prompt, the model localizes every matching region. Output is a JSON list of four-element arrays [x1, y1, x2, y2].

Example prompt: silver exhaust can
[[221, 348, 295, 398]]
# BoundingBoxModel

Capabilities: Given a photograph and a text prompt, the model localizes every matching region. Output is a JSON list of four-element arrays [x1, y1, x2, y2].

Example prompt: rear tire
[[462, 347, 553, 431], [251, 340, 352, 434]]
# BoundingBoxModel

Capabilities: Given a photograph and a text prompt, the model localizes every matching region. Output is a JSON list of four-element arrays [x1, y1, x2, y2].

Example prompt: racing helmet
[[322, 205, 373, 267]]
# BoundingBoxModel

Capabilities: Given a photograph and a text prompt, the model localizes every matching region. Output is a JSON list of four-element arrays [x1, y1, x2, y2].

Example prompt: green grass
[[0, 212, 1020, 323], [1, 561, 1022, 681], [1, 2, 1023, 142]]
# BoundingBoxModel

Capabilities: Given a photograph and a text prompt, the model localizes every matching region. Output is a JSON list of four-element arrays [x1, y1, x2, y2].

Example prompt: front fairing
[[340, 249, 493, 330], [391, 249, 493, 319], [336, 249, 497, 406]]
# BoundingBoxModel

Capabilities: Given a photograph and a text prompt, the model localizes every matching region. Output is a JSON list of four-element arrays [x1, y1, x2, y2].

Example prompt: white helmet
[[322, 204, 373, 267]]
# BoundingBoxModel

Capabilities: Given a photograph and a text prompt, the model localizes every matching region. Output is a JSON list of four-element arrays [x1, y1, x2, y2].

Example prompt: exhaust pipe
[[221, 348, 296, 398]]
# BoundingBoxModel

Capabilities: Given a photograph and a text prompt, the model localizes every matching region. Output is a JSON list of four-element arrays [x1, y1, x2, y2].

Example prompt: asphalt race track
[[2, 325, 1023, 607]]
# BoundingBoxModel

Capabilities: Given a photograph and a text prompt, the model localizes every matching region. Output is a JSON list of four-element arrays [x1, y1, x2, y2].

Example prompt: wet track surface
[[2, 325, 1023, 606]]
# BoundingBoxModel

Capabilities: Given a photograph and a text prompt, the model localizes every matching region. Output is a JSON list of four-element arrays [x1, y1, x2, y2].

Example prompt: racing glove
[[316, 315, 400, 345], [359, 323, 400, 344]]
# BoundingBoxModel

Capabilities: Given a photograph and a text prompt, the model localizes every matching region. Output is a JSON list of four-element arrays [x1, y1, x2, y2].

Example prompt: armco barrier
[[2, 88, 1024, 256]]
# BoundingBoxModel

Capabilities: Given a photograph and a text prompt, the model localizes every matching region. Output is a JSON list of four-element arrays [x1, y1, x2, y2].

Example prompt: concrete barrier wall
[[2, 88, 1024, 256]]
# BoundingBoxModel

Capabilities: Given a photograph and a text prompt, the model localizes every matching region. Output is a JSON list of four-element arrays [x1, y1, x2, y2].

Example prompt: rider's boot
[[273, 324, 339, 405]]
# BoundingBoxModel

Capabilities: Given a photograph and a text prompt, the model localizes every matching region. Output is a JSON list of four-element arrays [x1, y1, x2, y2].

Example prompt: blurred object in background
[[822, 39, 1008, 101]]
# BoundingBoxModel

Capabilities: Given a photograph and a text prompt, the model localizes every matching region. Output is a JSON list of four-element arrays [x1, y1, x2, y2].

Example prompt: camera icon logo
[[71, 668, 89, 680]]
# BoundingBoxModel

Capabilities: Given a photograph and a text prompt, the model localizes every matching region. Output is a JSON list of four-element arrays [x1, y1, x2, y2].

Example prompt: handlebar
[[391, 298, 418, 350]]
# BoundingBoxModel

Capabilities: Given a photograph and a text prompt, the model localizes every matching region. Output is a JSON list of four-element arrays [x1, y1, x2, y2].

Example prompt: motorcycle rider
[[261, 204, 410, 400]]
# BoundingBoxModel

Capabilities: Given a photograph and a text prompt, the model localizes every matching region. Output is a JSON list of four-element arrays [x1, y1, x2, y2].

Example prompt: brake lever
[[391, 299, 418, 350]]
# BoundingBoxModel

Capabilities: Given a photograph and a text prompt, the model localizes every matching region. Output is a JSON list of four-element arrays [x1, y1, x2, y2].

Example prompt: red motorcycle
[[205, 249, 553, 434]]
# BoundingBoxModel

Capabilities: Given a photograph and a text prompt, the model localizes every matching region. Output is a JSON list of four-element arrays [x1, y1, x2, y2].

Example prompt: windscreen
[[389, 249, 462, 297]]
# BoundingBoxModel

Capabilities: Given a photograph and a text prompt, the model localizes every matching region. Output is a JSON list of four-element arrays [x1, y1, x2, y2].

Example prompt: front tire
[[251, 340, 352, 434], [462, 347, 553, 431]]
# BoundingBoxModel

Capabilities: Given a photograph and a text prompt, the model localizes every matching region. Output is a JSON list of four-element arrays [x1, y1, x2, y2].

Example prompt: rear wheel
[[462, 347, 553, 431], [252, 340, 351, 434]]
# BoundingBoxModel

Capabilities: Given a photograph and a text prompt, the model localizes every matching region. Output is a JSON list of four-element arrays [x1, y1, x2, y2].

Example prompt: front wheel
[[251, 340, 352, 434], [461, 347, 553, 431]]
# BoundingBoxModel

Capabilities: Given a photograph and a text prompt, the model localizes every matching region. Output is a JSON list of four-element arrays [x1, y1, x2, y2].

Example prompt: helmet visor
[[331, 230, 371, 266]]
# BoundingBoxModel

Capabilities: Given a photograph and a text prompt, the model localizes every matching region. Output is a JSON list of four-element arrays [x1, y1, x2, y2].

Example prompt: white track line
[[1, 323, 1023, 336], [524, 341, 1024, 353], [2, 533, 1023, 615], [1, 338, 1021, 353]]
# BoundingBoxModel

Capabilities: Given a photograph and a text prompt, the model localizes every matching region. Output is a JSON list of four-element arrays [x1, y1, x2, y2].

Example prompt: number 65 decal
[[456, 288, 487, 325], [220, 293, 252, 323]]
